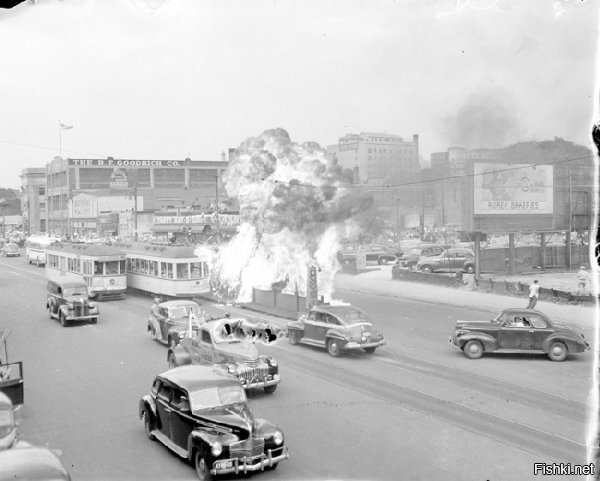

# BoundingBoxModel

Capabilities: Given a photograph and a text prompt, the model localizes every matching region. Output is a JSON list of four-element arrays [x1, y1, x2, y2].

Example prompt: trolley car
[[45, 243, 127, 300], [120, 243, 211, 298], [25, 235, 60, 267]]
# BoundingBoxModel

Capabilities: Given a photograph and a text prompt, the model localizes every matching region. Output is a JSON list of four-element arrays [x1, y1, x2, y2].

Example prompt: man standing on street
[[576, 266, 591, 296], [527, 280, 540, 309]]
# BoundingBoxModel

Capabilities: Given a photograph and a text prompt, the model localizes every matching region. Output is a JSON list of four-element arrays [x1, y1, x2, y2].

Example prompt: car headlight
[[211, 441, 223, 456], [273, 431, 283, 446], [88, 302, 97, 309], [226, 364, 237, 374], [268, 358, 277, 367]]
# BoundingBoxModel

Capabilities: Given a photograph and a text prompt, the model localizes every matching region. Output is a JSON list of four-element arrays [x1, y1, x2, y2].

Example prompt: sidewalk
[[335, 267, 598, 329]]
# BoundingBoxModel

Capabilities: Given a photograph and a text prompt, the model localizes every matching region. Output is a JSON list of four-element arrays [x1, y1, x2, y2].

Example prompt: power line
[[254, 152, 597, 191]]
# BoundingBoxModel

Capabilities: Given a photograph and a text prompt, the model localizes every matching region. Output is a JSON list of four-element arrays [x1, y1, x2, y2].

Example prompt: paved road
[[0, 255, 593, 480]]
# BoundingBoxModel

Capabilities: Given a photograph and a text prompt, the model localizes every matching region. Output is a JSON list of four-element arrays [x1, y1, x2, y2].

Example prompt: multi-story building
[[331, 132, 420, 184], [45, 157, 230, 237], [19, 168, 47, 234]]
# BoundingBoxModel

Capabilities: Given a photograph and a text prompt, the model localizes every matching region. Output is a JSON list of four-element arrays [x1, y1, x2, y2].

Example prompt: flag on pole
[[60, 123, 73, 130]]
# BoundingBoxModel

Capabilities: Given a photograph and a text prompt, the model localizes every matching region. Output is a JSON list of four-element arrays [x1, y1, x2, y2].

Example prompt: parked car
[[167, 317, 281, 394], [46, 280, 99, 327], [416, 247, 475, 274], [0, 446, 71, 481], [148, 299, 203, 347], [139, 365, 289, 481], [449, 308, 590, 361], [337, 243, 402, 266], [287, 305, 386, 357], [394, 244, 447, 270], [0, 243, 19, 257]]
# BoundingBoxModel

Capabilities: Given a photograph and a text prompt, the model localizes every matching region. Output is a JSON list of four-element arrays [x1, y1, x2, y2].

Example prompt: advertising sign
[[473, 163, 553, 215], [70, 194, 98, 219], [109, 168, 128, 189]]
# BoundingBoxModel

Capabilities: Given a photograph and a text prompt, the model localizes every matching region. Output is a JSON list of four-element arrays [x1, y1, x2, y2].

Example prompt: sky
[[0, 0, 598, 189]]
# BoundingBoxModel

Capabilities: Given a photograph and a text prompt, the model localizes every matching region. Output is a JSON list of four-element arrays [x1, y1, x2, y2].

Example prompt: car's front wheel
[[327, 338, 342, 357], [142, 411, 155, 441], [465, 264, 475, 274], [288, 330, 300, 346], [194, 452, 213, 481], [421, 265, 433, 273], [59, 311, 67, 327], [463, 340, 483, 359], [547, 341, 567, 362], [364, 347, 376, 354]]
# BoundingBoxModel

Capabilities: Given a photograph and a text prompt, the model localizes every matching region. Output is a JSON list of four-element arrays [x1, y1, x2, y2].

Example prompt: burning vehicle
[[167, 316, 282, 394]]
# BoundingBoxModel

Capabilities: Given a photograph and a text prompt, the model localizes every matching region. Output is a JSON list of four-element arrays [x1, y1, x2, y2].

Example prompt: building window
[[154, 168, 185, 187], [80, 168, 113, 189], [189, 169, 218, 185], [39, 186, 45, 196]]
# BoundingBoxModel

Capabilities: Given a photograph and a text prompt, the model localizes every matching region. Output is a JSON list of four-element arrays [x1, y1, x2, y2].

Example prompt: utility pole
[[441, 179, 445, 227], [215, 174, 219, 211], [567, 168, 572, 271]]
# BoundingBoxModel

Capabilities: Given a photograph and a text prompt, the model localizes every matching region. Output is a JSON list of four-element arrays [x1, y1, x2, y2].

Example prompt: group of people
[[526, 265, 593, 309]]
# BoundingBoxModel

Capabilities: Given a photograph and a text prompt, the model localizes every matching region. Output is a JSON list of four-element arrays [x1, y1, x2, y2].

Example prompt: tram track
[[276, 347, 588, 463]]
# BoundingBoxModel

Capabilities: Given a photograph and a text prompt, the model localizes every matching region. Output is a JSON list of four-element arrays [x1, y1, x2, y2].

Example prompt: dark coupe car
[[449, 308, 590, 361], [393, 243, 447, 270], [287, 305, 386, 357], [139, 365, 289, 481]]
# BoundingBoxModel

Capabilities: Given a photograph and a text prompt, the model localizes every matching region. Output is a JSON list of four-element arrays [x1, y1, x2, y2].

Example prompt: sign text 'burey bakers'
[[69, 159, 181, 167], [473, 162, 554, 215]]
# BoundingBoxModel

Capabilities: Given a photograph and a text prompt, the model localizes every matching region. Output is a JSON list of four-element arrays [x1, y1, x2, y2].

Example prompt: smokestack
[[413, 134, 419, 164], [221, 151, 226, 162]]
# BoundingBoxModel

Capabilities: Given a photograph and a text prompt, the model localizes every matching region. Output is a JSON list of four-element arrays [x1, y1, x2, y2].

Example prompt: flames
[[205, 128, 372, 303]]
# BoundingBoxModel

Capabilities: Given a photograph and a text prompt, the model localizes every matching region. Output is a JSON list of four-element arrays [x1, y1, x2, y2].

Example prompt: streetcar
[[24, 235, 60, 267], [119, 243, 211, 298], [45, 243, 127, 300]]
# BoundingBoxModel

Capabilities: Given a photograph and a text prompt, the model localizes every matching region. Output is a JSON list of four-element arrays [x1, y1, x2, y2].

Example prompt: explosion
[[207, 128, 372, 303]]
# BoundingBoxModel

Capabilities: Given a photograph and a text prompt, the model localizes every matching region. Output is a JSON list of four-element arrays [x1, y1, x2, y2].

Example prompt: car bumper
[[343, 340, 386, 350], [239, 374, 280, 390], [448, 337, 460, 349], [66, 313, 98, 321], [211, 446, 289, 475]]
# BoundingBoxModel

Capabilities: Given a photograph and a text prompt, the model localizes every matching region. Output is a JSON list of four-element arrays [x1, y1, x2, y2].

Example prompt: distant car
[[46, 280, 99, 327], [416, 248, 475, 274], [0, 446, 71, 481], [148, 299, 203, 347], [287, 305, 386, 357], [449, 308, 590, 361], [337, 243, 402, 266], [168, 317, 281, 394], [139, 365, 289, 480], [0, 243, 20, 257], [394, 244, 447, 270]]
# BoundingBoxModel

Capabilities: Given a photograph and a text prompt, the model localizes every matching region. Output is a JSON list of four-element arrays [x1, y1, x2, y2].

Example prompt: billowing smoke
[[438, 91, 522, 149], [207, 128, 373, 303]]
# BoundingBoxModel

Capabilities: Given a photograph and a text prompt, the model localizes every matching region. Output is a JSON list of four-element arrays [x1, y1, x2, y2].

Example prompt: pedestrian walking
[[526, 280, 540, 309], [576, 266, 591, 296]]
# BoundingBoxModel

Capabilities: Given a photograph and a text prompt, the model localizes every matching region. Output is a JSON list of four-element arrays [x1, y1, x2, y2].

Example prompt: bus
[[45, 243, 127, 300], [25, 235, 60, 267], [119, 243, 211, 298]]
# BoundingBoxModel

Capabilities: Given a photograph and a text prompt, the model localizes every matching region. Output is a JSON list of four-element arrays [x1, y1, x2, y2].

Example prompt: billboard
[[473, 163, 553, 215]]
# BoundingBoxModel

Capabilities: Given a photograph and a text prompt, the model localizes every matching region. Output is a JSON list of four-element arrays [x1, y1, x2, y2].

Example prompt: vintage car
[[416, 247, 475, 274], [337, 243, 402, 266], [287, 305, 386, 357], [449, 308, 590, 361], [0, 446, 71, 481], [394, 244, 447, 270], [0, 243, 20, 257], [139, 365, 289, 481], [46, 280, 99, 327], [167, 317, 281, 394], [148, 299, 204, 347]]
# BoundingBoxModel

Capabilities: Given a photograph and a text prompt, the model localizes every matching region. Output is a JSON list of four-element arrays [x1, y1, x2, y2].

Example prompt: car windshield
[[189, 385, 247, 411], [63, 287, 87, 297], [169, 305, 198, 319], [493, 312, 506, 323]]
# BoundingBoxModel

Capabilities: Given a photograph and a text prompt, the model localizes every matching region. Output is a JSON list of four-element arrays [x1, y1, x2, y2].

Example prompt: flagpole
[[58, 120, 62, 158]]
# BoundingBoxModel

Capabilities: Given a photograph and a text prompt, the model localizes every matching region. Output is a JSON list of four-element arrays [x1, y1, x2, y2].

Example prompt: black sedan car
[[449, 308, 590, 361], [287, 305, 386, 356], [139, 365, 289, 481]]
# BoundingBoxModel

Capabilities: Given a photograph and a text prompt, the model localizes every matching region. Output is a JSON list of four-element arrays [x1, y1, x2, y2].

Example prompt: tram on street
[[119, 243, 211, 298], [24, 235, 60, 267], [45, 243, 127, 300]]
